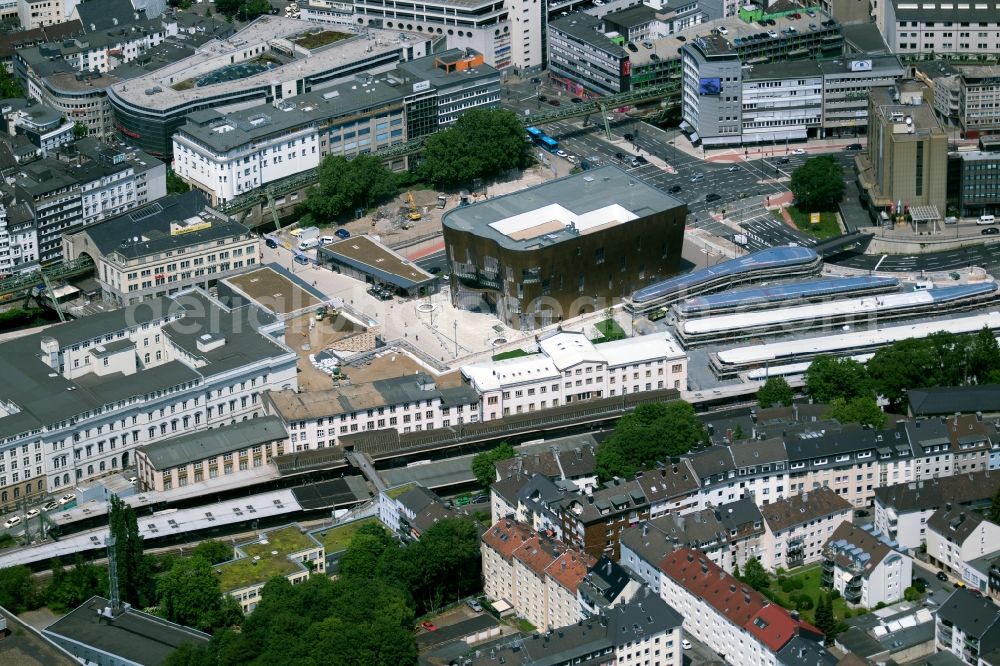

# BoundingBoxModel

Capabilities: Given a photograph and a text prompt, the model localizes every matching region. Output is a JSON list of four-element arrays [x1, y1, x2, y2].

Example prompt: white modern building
[[741, 61, 824, 144], [823, 523, 912, 608], [461, 329, 688, 421], [0, 288, 297, 515], [926, 504, 1000, 575], [685, 439, 790, 509], [935, 588, 1000, 665], [0, 191, 39, 276], [758, 487, 853, 571]]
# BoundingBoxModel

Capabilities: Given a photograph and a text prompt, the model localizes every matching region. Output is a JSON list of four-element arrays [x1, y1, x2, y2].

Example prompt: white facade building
[[877, 0, 1000, 57], [0, 289, 297, 514], [823, 523, 912, 608], [926, 505, 1000, 575], [0, 195, 39, 276], [462, 330, 687, 421]]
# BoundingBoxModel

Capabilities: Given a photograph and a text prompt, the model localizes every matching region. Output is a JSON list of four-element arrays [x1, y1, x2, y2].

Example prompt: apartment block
[[758, 487, 853, 571], [926, 504, 1000, 575], [822, 523, 912, 608], [935, 588, 1000, 665]]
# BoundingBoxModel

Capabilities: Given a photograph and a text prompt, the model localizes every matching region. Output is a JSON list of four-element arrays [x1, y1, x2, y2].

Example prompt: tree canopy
[[0, 565, 39, 613], [191, 540, 234, 565], [214, 0, 270, 18], [757, 377, 793, 408], [420, 109, 530, 189], [471, 442, 515, 488], [824, 396, 886, 429], [804, 355, 872, 404], [302, 154, 398, 224], [46, 557, 107, 613], [0, 66, 23, 99], [110, 494, 152, 607], [740, 557, 770, 591], [158, 556, 243, 633], [789, 156, 845, 211], [596, 401, 708, 481]]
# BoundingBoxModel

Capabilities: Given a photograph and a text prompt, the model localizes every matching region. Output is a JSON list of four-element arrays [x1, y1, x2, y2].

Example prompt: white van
[[979, 215, 996, 225], [298, 239, 318, 251]]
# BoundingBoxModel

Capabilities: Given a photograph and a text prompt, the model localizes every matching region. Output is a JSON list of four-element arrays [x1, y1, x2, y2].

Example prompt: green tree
[[814, 594, 836, 639], [167, 170, 191, 195], [757, 376, 794, 408], [214, 0, 241, 15], [304, 154, 397, 223], [903, 586, 923, 602], [158, 556, 242, 632], [790, 155, 845, 211], [337, 522, 396, 580], [420, 108, 529, 189], [731, 562, 740, 579], [109, 494, 152, 607], [969, 327, 1000, 384], [72, 122, 88, 140], [804, 355, 872, 403], [741, 557, 770, 591], [0, 66, 24, 99], [989, 485, 1000, 524], [241, 0, 271, 19], [0, 565, 39, 613], [471, 442, 515, 488], [596, 401, 708, 481], [46, 556, 108, 613], [825, 395, 887, 429], [191, 539, 233, 565]]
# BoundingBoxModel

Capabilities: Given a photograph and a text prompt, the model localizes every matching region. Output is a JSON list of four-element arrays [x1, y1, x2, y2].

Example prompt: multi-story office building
[[16, 17, 172, 76], [876, 0, 1000, 57], [0, 288, 297, 515], [134, 416, 288, 492], [758, 487, 853, 571], [955, 65, 1000, 137], [819, 55, 906, 137], [740, 61, 823, 144], [548, 13, 631, 96], [822, 522, 912, 608], [443, 166, 686, 330], [300, 0, 353, 25], [13, 159, 82, 267], [107, 19, 432, 157], [680, 37, 743, 146], [857, 81, 949, 222], [3, 101, 74, 155], [18, 0, 74, 30], [462, 329, 688, 417], [955, 138, 1000, 217], [351, 0, 545, 71], [172, 49, 498, 205], [264, 372, 481, 451], [62, 191, 258, 304]]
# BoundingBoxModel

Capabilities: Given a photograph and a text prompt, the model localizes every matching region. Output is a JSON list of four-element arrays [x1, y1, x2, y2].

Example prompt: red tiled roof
[[659, 548, 765, 627], [746, 604, 821, 652], [513, 535, 560, 575], [482, 520, 534, 559], [545, 550, 595, 593], [660, 547, 823, 653]]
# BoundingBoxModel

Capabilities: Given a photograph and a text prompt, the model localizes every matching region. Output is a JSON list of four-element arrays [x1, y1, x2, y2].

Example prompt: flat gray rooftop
[[137, 416, 288, 469], [442, 165, 682, 252], [397, 48, 500, 90]]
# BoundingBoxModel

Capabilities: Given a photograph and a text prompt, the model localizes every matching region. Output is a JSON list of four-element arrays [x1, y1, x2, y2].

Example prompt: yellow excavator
[[406, 192, 422, 222]]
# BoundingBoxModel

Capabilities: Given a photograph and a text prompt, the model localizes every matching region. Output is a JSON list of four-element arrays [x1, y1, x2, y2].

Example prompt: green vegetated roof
[[242, 525, 316, 559], [386, 483, 417, 499], [311, 517, 379, 554], [216, 553, 300, 592]]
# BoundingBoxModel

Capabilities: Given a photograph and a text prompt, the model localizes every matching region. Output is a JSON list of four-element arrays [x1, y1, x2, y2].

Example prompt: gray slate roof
[[937, 588, 1000, 648], [874, 471, 1000, 513], [137, 416, 287, 469], [760, 487, 851, 533], [908, 384, 1000, 417]]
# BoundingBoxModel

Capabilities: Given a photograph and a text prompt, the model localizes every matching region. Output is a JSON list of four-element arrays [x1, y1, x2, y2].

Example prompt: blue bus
[[539, 135, 559, 152], [526, 126, 544, 142]]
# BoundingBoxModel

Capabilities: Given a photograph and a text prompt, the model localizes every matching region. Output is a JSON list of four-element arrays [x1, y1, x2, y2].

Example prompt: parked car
[[635, 155, 648, 165], [319, 235, 334, 245], [538, 94, 548, 103], [682, 639, 693, 650], [571, 96, 583, 103], [626, 42, 638, 52], [792, 148, 806, 155], [937, 571, 949, 581], [472, 494, 488, 504], [614, 152, 624, 161], [3, 516, 20, 529], [25, 508, 40, 519], [556, 149, 568, 157], [690, 173, 705, 183], [548, 98, 561, 106], [293, 255, 310, 266], [668, 185, 682, 194], [420, 621, 438, 631], [982, 227, 999, 235], [705, 193, 722, 202], [335, 228, 351, 239], [778, 157, 790, 164], [265, 237, 278, 249], [627, 156, 641, 167], [846, 143, 863, 151], [467, 598, 483, 612], [42, 501, 59, 512], [59, 493, 76, 505], [728, 165, 739, 172]]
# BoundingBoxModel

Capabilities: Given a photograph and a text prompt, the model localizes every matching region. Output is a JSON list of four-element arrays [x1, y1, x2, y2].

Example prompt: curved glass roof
[[677, 276, 900, 314], [632, 246, 819, 304]]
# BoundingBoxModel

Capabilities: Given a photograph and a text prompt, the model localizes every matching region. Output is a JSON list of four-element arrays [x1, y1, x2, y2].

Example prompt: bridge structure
[[216, 83, 682, 218], [0, 256, 94, 305]]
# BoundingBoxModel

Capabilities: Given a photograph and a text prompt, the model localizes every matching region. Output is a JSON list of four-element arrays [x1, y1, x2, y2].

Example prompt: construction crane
[[406, 192, 422, 222]]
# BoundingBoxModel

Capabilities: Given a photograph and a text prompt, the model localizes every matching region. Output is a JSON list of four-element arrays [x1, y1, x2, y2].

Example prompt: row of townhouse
[[0, 288, 297, 515]]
